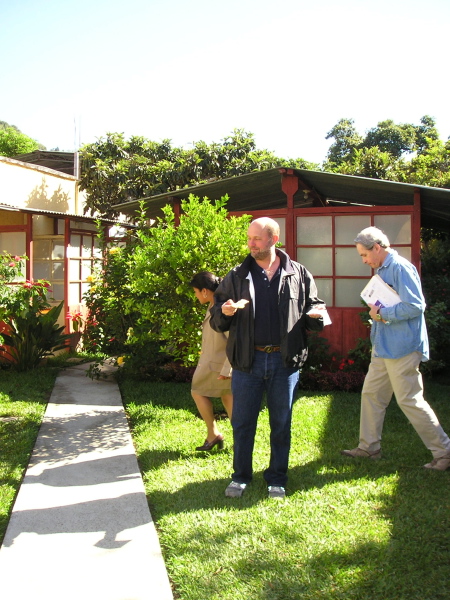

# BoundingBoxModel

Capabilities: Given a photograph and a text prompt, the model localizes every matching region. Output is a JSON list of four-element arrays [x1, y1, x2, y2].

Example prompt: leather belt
[[255, 345, 281, 353]]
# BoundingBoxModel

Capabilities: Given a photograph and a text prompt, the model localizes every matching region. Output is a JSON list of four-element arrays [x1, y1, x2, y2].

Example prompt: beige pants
[[359, 351, 450, 458]]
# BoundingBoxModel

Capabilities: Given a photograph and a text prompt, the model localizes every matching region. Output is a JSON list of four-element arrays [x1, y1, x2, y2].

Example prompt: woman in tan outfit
[[190, 272, 233, 451]]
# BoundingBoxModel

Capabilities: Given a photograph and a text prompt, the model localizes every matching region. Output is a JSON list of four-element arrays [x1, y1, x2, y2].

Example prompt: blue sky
[[1, 0, 449, 164]]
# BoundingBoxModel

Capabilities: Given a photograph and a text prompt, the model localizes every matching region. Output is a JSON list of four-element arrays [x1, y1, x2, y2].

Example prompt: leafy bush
[[0, 254, 70, 371], [300, 369, 366, 392], [346, 336, 371, 372], [301, 331, 367, 392], [421, 233, 450, 375], [82, 196, 251, 377]]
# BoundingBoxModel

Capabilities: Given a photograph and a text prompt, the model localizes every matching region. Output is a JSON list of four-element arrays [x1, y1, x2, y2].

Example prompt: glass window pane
[[335, 215, 371, 245], [68, 235, 81, 258], [52, 261, 64, 279], [392, 246, 411, 262], [81, 282, 91, 299], [315, 278, 333, 306], [51, 284, 64, 302], [33, 262, 51, 280], [335, 248, 368, 276], [0, 232, 26, 257], [57, 219, 65, 235], [335, 279, 370, 307], [81, 260, 92, 280], [374, 215, 411, 244], [52, 243, 65, 259], [297, 216, 332, 245], [82, 237, 92, 257], [69, 259, 80, 280], [93, 237, 102, 258], [69, 282, 81, 304], [273, 217, 286, 246], [33, 239, 51, 259], [297, 248, 332, 276], [71, 220, 97, 232]]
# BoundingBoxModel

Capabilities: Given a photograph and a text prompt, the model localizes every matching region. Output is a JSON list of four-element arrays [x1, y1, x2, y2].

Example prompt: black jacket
[[210, 249, 325, 371]]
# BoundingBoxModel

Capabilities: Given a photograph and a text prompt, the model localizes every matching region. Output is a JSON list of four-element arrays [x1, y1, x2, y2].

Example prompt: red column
[[412, 190, 421, 273], [280, 169, 299, 258]]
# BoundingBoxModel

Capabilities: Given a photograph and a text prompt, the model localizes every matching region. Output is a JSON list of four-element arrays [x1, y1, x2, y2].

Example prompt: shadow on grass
[[137, 379, 450, 599]]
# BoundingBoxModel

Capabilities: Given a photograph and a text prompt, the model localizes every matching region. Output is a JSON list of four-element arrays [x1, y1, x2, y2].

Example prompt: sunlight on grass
[[121, 378, 450, 600], [0, 368, 57, 543]]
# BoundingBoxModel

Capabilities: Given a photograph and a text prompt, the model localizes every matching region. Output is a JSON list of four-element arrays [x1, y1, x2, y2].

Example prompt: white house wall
[[0, 156, 85, 215]]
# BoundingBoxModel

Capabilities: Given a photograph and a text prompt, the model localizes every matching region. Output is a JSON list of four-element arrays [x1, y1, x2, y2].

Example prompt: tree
[[324, 118, 363, 167], [82, 195, 252, 373], [397, 137, 450, 188], [78, 129, 316, 218], [414, 115, 440, 155], [362, 119, 417, 158], [0, 126, 40, 157], [336, 146, 401, 180], [323, 115, 450, 189]]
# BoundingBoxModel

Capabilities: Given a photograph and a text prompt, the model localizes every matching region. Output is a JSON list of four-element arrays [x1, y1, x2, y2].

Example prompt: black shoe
[[195, 434, 224, 451]]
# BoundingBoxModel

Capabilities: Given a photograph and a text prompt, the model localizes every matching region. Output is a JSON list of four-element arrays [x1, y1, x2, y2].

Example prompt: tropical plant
[[1, 300, 69, 371], [0, 254, 70, 371]]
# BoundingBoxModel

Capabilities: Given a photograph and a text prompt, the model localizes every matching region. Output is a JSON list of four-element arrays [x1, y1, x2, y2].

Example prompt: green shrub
[[82, 196, 251, 377], [421, 233, 450, 375], [0, 254, 69, 371]]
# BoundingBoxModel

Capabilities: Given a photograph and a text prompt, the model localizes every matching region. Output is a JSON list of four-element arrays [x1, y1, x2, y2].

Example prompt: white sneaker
[[268, 486, 285, 499], [225, 481, 247, 497]]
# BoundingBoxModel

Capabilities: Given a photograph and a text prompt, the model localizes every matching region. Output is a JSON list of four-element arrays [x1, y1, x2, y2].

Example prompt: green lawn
[[120, 377, 450, 600], [1, 366, 449, 599], [0, 368, 58, 542]]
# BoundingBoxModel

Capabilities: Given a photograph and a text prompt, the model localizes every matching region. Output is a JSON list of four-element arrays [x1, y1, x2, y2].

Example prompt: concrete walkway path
[[0, 362, 174, 600]]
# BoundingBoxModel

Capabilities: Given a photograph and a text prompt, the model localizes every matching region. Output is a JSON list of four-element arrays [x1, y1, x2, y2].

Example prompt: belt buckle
[[264, 346, 274, 354]]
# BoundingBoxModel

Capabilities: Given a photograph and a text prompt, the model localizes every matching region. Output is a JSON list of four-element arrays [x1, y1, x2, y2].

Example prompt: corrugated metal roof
[[0, 203, 134, 226], [115, 168, 450, 230], [11, 151, 77, 176]]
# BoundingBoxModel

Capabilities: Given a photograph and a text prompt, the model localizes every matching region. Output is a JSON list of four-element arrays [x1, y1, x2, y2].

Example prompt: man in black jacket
[[210, 217, 325, 498]]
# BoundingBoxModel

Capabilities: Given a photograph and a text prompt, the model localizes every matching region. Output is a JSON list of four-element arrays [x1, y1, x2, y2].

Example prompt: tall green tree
[[78, 129, 315, 218], [398, 137, 450, 188], [362, 119, 417, 158], [336, 146, 402, 180], [323, 115, 450, 187], [0, 126, 40, 157], [324, 118, 363, 167]]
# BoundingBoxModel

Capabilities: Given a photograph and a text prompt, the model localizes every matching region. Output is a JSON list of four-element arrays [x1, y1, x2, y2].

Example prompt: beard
[[250, 246, 272, 261]]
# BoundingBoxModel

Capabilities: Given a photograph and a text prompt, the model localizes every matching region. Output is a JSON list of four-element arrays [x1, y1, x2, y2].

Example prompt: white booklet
[[360, 274, 401, 308], [306, 304, 332, 326]]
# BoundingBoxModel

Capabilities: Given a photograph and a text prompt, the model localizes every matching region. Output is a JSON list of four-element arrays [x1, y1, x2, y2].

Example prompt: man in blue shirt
[[341, 226, 450, 471]]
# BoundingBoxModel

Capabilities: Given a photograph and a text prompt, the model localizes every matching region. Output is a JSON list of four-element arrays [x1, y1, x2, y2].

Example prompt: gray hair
[[354, 226, 390, 249]]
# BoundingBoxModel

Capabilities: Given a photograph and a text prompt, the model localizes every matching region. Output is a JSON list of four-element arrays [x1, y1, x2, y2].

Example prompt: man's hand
[[368, 303, 382, 322], [221, 299, 249, 316]]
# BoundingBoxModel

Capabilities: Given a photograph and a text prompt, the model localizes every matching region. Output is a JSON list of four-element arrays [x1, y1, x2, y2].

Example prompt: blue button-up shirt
[[372, 249, 429, 361]]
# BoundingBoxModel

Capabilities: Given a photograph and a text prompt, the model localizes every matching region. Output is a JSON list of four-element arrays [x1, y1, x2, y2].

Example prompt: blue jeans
[[231, 351, 300, 487]]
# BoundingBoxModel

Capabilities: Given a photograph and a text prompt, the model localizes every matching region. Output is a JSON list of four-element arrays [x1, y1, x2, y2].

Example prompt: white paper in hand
[[361, 275, 401, 308]]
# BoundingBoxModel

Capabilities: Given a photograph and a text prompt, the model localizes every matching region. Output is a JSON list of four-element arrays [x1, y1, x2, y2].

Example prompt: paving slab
[[0, 362, 173, 600]]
